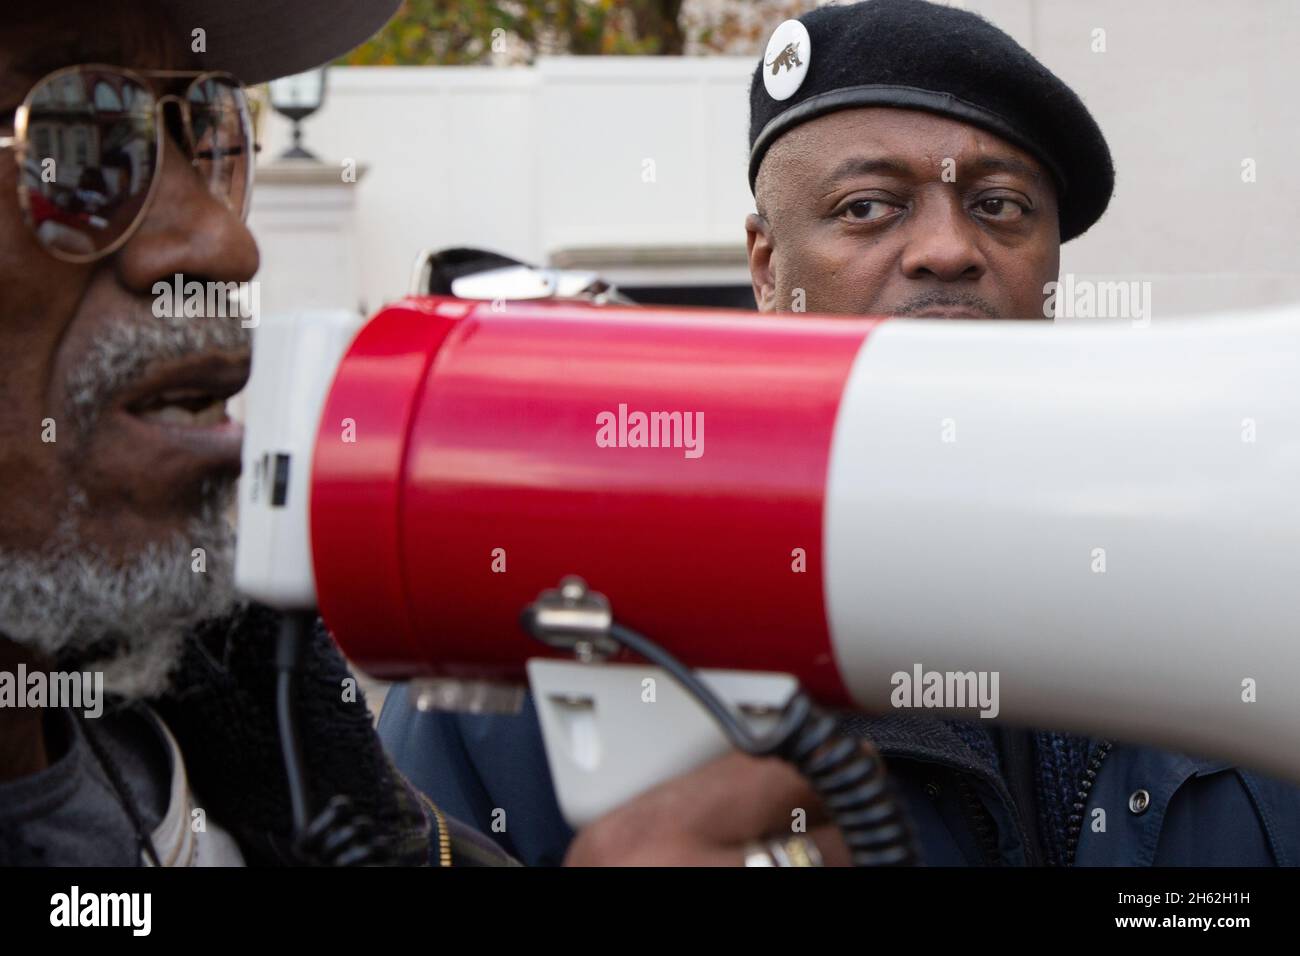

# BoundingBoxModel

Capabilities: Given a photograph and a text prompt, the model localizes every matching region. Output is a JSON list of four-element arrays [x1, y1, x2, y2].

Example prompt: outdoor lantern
[[268, 67, 327, 160]]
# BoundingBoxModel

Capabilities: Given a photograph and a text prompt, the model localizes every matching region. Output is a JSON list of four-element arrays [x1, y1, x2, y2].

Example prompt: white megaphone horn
[[236, 296, 1300, 824]]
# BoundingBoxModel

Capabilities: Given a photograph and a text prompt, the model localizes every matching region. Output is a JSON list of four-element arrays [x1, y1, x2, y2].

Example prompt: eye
[[840, 198, 901, 223], [973, 195, 1028, 222]]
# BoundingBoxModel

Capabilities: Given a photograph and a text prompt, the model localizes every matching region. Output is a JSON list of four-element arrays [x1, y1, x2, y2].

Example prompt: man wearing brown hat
[[0, 0, 515, 867]]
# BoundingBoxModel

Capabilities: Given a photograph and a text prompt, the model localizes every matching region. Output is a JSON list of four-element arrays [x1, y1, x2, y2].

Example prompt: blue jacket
[[378, 685, 1300, 866]]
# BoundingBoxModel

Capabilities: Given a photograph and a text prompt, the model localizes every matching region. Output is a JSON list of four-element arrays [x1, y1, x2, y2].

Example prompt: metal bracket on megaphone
[[521, 576, 919, 866], [528, 576, 620, 662], [408, 571, 616, 718]]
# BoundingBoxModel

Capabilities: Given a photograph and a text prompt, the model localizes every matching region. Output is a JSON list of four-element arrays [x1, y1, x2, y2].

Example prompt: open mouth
[[119, 353, 250, 423], [109, 351, 252, 467], [127, 386, 238, 426]]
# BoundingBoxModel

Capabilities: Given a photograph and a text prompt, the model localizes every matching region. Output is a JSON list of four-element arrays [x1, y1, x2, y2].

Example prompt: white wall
[[970, 0, 1300, 314], [255, 0, 1300, 318], [255, 58, 755, 314]]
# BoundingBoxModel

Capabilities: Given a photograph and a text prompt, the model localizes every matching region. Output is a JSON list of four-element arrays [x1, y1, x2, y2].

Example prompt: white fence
[[254, 0, 1300, 319]]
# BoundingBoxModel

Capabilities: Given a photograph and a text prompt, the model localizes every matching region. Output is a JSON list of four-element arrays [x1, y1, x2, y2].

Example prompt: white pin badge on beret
[[763, 18, 811, 101]]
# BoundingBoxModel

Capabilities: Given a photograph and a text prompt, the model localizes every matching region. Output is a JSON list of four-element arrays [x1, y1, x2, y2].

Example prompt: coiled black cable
[[521, 609, 919, 866], [275, 611, 394, 866]]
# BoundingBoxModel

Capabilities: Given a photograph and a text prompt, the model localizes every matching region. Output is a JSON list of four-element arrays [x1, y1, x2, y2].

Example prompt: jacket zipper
[[418, 792, 453, 867], [1065, 740, 1113, 865]]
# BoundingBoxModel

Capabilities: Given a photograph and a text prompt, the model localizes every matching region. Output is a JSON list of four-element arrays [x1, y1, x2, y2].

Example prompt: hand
[[563, 751, 852, 866]]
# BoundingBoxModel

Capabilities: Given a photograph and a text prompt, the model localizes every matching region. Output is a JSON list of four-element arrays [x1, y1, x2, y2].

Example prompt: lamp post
[[268, 67, 327, 161]]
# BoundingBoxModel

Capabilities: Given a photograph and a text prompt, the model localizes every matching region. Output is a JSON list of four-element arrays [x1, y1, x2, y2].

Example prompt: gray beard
[[0, 479, 244, 701], [0, 291, 252, 700]]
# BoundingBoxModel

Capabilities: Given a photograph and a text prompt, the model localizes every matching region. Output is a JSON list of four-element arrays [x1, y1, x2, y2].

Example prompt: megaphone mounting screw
[[525, 575, 619, 661]]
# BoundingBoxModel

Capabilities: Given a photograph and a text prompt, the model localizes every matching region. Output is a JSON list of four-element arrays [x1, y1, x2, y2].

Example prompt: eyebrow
[[820, 156, 916, 192], [819, 153, 1044, 193], [965, 156, 1043, 182]]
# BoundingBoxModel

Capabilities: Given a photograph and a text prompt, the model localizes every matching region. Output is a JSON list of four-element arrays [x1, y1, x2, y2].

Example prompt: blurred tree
[[687, 0, 812, 55], [341, 0, 687, 65]]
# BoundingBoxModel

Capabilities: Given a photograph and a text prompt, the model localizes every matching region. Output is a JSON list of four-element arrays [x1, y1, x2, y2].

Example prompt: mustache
[[66, 296, 251, 435], [889, 291, 1001, 318]]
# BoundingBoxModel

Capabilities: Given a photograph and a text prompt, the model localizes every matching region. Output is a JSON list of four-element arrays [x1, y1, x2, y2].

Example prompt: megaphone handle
[[522, 580, 920, 867]]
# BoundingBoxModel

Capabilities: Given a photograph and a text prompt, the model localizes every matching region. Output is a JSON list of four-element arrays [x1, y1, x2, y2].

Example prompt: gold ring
[[744, 835, 824, 867], [768, 835, 824, 867]]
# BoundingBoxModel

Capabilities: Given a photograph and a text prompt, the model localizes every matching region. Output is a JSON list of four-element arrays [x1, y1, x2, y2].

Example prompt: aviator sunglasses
[[0, 64, 256, 263]]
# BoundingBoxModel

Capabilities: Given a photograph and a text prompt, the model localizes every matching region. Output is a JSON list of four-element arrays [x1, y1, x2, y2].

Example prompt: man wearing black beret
[[736, 0, 1299, 867], [745, 0, 1111, 324], [381, 0, 1300, 868]]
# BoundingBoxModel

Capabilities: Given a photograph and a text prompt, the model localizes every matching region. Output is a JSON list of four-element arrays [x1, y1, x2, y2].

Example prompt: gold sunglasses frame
[[0, 64, 256, 264]]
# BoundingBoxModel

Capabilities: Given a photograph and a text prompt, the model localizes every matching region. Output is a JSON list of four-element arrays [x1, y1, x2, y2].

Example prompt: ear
[[745, 212, 777, 312]]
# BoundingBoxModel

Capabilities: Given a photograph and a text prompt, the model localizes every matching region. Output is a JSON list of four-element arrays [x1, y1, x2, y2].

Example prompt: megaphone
[[236, 296, 1300, 801]]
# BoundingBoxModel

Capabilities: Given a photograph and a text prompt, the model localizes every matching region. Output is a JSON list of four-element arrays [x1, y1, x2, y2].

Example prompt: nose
[[898, 194, 986, 283], [113, 136, 259, 293]]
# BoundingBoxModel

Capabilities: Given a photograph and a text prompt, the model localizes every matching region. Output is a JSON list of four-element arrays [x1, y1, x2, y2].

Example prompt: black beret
[[748, 0, 1114, 242]]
